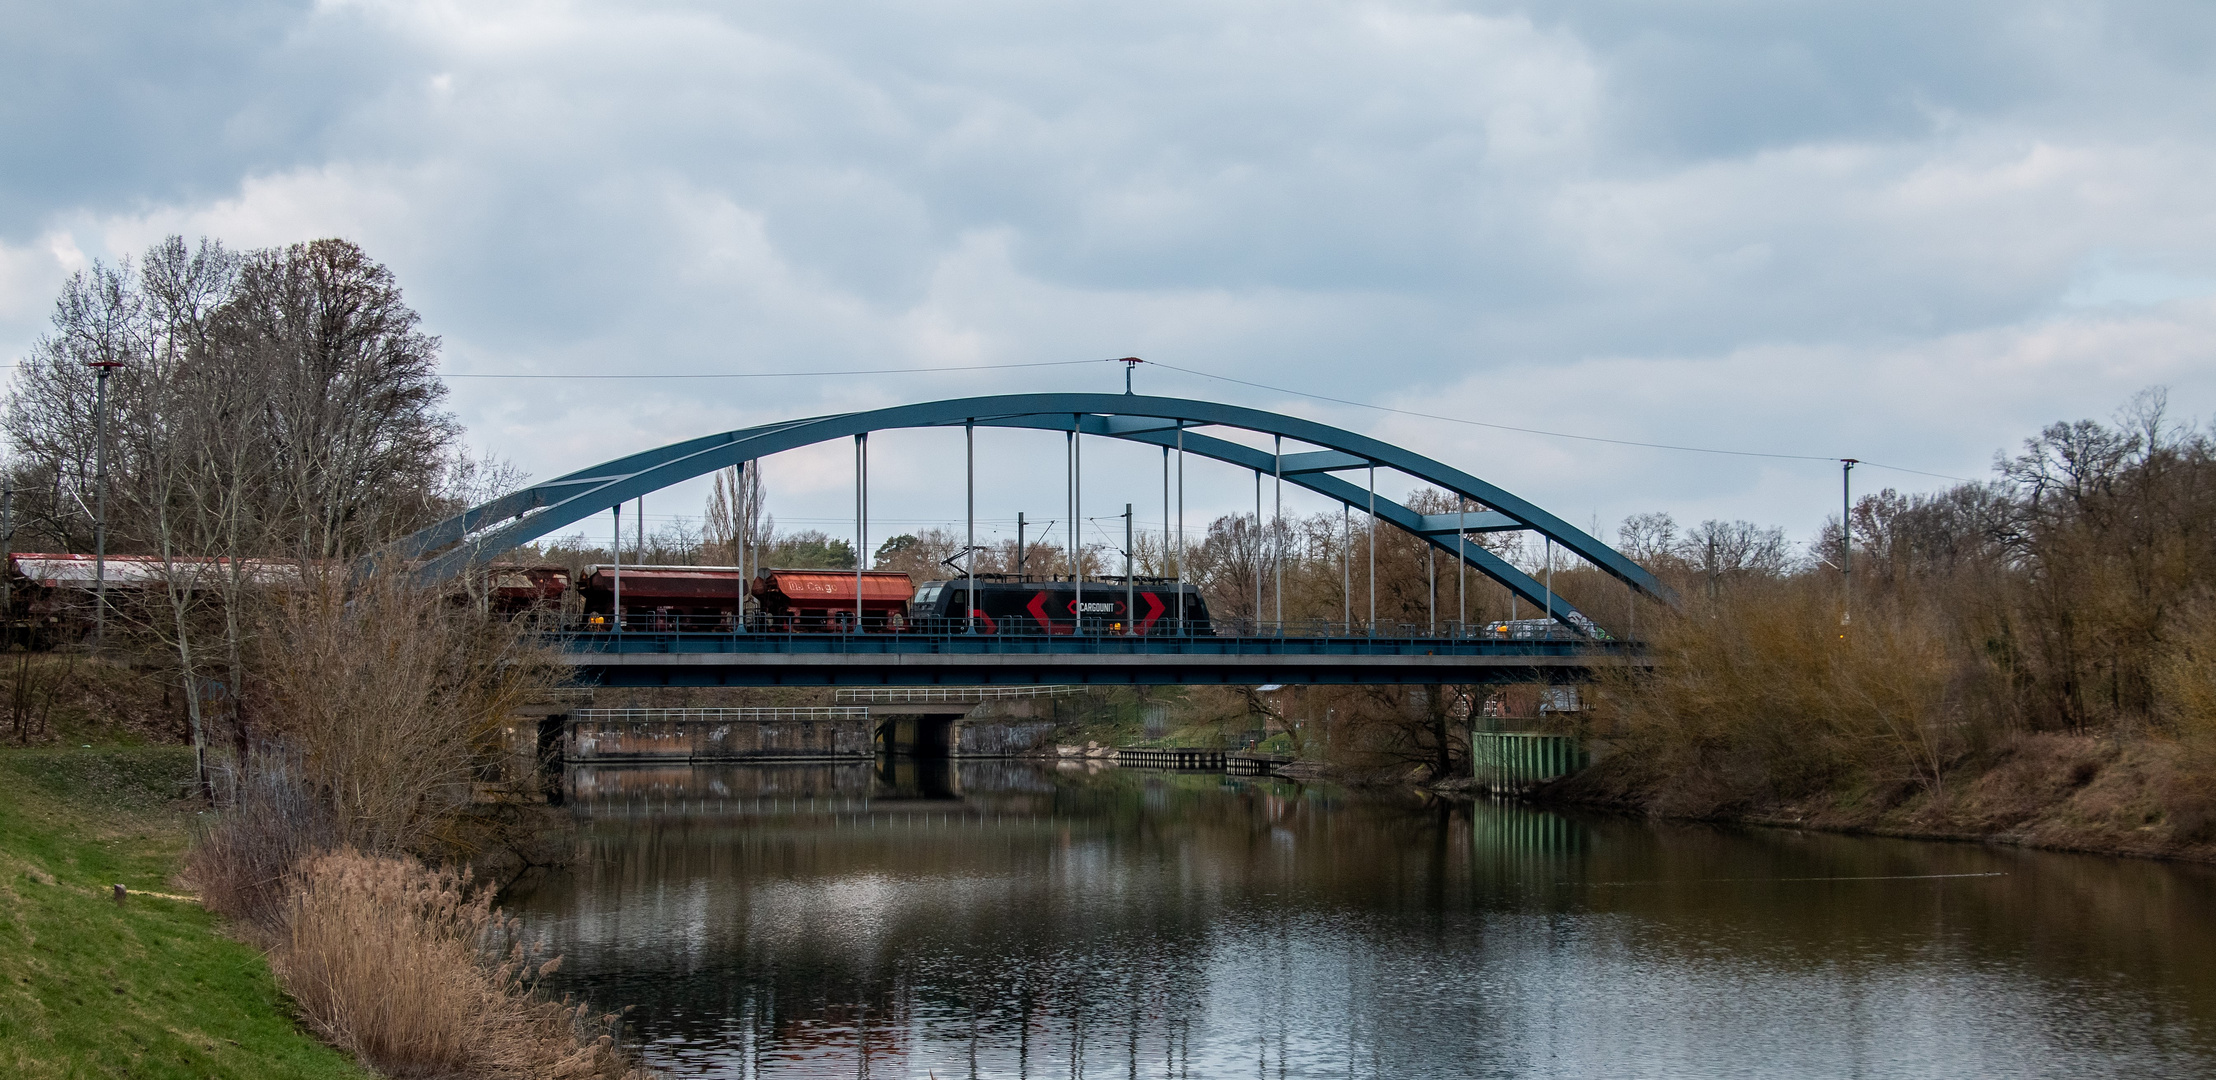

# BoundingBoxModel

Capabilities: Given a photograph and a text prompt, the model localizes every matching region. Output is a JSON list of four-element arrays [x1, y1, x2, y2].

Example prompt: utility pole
[[89, 359, 124, 653], [966, 422, 976, 634], [1841, 458, 1857, 628], [1367, 466, 1376, 636], [1124, 503, 1135, 636], [1118, 356, 1143, 394], [1176, 426, 1186, 633], [1016, 512, 1027, 578], [611, 503, 623, 631], [1071, 422, 1082, 635], [854, 434, 867, 633], [736, 461, 750, 634], [2, 484, 13, 646], [1273, 436, 1283, 632]]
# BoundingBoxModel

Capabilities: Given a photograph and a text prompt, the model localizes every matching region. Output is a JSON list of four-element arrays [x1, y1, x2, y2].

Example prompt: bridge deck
[[555, 633, 1644, 687]]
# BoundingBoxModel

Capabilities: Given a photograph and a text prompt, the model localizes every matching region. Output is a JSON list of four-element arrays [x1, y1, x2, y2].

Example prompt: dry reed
[[277, 850, 651, 1080]]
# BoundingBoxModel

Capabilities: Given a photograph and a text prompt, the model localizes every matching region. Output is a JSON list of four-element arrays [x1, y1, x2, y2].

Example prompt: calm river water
[[506, 759, 2216, 1079]]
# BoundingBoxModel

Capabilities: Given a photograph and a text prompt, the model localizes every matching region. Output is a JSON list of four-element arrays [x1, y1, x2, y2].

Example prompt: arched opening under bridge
[[383, 392, 1672, 635]]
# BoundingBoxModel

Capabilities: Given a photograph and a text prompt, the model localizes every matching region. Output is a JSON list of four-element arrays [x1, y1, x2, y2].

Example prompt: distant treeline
[[1566, 390, 2216, 848]]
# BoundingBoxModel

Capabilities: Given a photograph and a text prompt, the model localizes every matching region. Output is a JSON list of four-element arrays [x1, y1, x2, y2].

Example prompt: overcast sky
[[6, 0, 2215, 555]]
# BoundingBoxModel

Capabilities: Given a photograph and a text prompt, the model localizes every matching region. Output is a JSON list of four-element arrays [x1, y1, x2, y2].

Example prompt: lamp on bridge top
[[1115, 356, 1144, 394]]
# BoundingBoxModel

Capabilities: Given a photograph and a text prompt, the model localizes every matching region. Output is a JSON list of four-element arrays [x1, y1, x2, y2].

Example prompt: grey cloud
[[0, 0, 418, 231], [9, 0, 2216, 537], [1494, 1, 2216, 153]]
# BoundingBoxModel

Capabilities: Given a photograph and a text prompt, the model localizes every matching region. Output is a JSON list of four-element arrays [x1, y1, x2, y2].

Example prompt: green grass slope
[[0, 746, 368, 1079]]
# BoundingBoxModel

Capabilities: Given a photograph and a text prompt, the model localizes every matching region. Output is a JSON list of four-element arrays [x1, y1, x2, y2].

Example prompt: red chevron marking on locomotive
[[1025, 592, 1065, 634], [1136, 592, 1167, 634]]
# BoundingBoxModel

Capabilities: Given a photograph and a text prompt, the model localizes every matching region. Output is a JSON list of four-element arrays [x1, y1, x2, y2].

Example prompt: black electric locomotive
[[908, 576, 1212, 636]]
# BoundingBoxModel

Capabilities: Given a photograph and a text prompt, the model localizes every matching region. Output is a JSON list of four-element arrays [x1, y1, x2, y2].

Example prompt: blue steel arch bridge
[[386, 393, 1669, 687]]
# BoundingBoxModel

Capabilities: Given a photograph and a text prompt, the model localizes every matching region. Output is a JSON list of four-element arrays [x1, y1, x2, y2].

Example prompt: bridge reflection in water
[[563, 758, 1052, 817], [505, 760, 2216, 1079], [558, 629, 1638, 688]]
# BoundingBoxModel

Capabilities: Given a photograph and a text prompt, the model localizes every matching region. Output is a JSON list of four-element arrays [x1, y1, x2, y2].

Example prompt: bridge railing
[[555, 614, 1600, 642], [1200, 618, 1595, 641]]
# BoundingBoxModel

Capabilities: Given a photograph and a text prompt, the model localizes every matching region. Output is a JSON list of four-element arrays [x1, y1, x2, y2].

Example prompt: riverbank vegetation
[[264, 849, 644, 1079], [1, 743, 642, 1078], [1553, 391, 2216, 861], [171, 567, 645, 1078], [3, 234, 652, 1077]]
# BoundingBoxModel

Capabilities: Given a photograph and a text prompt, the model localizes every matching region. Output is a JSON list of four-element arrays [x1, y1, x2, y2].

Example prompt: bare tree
[[1681, 519, 1793, 578], [1187, 513, 1264, 622], [7, 257, 148, 553], [703, 460, 770, 567], [133, 237, 259, 783], [8, 237, 461, 564], [1616, 512, 1682, 569], [5, 235, 474, 777], [217, 239, 460, 561]]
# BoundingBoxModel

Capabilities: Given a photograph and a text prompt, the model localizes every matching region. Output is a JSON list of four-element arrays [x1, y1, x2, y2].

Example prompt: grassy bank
[[0, 745, 368, 1079], [1542, 730, 2216, 863]]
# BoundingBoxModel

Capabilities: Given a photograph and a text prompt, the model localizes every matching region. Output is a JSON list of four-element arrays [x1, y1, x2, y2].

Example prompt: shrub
[[1593, 578, 1969, 814], [185, 752, 336, 931], [249, 574, 564, 855]]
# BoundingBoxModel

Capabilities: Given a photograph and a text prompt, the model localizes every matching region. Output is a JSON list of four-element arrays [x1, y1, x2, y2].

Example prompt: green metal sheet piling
[[1471, 730, 1589, 792]]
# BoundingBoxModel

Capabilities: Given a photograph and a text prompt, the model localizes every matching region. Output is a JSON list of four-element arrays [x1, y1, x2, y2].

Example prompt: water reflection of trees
[[512, 764, 2216, 1077]]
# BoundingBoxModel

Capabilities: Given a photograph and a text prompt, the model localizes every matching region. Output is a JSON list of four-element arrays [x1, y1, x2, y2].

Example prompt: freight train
[[569, 564, 1215, 635], [0, 554, 1217, 640]]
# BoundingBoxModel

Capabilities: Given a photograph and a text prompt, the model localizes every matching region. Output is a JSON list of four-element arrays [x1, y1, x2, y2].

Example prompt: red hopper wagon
[[751, 569, 914, 633]]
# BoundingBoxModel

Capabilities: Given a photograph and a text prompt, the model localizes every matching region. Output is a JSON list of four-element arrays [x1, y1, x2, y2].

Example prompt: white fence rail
[[571, 707, 872, 724], [833, 686, 1084, 704]]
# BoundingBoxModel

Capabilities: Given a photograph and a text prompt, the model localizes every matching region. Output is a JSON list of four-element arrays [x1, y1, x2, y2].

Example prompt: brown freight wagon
[[577, 564, 752, 632], [454, 565, 570, 615], [5, 552, 304, 648], [752, 569, 914, 633]]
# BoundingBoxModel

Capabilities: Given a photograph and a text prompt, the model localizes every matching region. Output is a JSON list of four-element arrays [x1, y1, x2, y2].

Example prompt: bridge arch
[[386, 393, 1671, 632]]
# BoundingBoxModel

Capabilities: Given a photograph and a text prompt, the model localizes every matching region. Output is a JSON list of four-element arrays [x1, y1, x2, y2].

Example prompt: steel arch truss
[[382, 393, 1672, 632]]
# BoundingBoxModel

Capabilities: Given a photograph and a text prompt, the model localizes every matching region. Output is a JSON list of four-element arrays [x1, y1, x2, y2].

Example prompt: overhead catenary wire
[[1140, 360, 1974, 483], [437, 359, 1102, 379], [435, 354, 1973, 484], [1084, 516, 1133, 558]]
